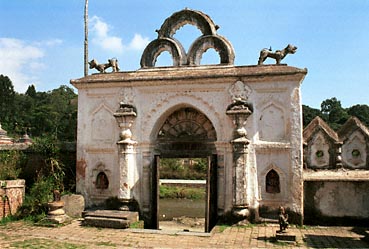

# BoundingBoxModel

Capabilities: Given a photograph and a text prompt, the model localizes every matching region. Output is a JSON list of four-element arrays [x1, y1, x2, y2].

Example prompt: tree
[[302, 105, 322, 127], [347, 104, 369, 127], [320, 97, 349, 130], [0, 75, 15, 131], [25, 84, 37, 98]]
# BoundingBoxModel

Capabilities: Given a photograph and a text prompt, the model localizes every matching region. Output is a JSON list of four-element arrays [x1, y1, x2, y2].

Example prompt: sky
[[1, 1, 369, 109]]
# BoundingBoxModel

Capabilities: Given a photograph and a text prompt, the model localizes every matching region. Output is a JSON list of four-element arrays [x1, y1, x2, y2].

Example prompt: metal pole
[[84, 0, 89, 77]]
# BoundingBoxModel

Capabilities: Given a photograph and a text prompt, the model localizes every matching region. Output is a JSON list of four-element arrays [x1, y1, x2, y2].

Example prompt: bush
[[0, 150, 23, 180], [17, 176, 56, 221], [159, 185, 205, 200]]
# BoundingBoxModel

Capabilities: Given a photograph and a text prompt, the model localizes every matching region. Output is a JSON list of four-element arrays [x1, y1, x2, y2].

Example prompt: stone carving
[[120, 87, 135, 105], [278, 206, 289, 232], [113, 102, 137, 143], [89, 58, 120, 73], [45, 190, 70, 224], [258, 44, 297, 65], [229, 81, 252, 103], [141, 9, 234, 68], [310, 133, 330, 168], [342, 132, 366, 168]]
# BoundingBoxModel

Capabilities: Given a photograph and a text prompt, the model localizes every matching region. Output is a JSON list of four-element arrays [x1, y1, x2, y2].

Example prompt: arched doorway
[[150, 107, 218, 232]]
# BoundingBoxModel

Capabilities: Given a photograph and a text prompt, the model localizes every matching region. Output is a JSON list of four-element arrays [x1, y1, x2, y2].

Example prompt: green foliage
[[129, 220, 144, 229], [0, 75, 15, 131], [302, 105, 322, 127], [159, 185, 205, 199], [10, 238, 87, 249], [302, 98, 369, 131], [17, 176, 55, 221], [16, 137, 66, 221], [29, 136, 65, 191], [160, 158, 207, 180], [320, 97, 349, 130], [0, 150, 23, 180], [347, 104, 369, 127], [0, 78, 77, 141], [0, 215, 17, 226]]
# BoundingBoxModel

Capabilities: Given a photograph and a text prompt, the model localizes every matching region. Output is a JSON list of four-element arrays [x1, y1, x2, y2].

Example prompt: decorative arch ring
[[187, 35, 235, 66], [157, 9, 218, 38], [140, 38, 186, 68]]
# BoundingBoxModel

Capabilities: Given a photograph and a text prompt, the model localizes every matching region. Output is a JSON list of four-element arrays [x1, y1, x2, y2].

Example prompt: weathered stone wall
[[304, 180, 369, 225], [0, 179, 25, 218], [303, 116, 369, 224], [71, 9, 306, 227]]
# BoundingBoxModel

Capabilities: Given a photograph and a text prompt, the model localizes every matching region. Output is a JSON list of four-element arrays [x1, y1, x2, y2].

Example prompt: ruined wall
[[303, 116, 369, 224], [0, 179, 25, 218], [71, 9, 307, 226], [304, 181, 369, 225]]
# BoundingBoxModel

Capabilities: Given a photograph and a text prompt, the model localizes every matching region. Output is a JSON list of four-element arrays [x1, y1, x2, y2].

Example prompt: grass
[[129, 220, 144, 229], [10, 238, 87, 249], [95, 241, 116, 247], [217, 224, 230, 233], [0, 216, 17, 226]]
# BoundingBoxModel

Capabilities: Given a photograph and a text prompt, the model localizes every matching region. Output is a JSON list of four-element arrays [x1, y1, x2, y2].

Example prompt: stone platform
[[82, 210, 139, 229], [276, 231, 296, 242]]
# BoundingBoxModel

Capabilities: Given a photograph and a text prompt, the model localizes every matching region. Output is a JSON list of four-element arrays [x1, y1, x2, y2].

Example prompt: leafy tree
[[320, 97, 349, 130], [302, 105, 322, 127], [25, 85, 37, 98], [347, 104, 369, 127], [0, 75, 15, 131]]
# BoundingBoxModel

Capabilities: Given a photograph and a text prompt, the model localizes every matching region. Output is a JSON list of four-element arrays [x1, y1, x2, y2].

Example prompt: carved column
[[113, 102, 138, 210], [226, 102, 253, 221], [335, 141, 343, 168]]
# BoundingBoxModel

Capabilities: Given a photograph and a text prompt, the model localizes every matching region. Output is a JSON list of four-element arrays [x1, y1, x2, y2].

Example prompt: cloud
[[90, 16, 149, 54], [90, 16, 124, 53], [0, 38, 44, 92], [126, 34, 150, 51]]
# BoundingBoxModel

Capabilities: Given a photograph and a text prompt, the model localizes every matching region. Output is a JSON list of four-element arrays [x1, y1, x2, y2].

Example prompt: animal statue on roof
[[89, 58, 120, 73], [258, 44, 297, 65]]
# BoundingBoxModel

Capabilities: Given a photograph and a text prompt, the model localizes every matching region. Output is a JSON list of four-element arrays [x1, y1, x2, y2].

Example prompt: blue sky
[[1, 1, 368, 108]]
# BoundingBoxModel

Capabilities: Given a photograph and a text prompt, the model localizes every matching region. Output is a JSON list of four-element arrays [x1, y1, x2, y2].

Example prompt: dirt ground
[[159, 217, 205, 232]]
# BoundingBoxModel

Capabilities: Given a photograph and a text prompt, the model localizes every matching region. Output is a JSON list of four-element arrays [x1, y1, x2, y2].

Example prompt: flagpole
[[84, 0, 89, 77]]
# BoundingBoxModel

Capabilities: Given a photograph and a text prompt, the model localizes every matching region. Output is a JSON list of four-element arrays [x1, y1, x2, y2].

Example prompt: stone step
[[276, 232, 296, 242], [82, 210, 139, 229]]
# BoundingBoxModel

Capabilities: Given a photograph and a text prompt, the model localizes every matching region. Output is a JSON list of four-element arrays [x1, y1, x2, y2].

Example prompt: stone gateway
[[71, 9, 307, 231]]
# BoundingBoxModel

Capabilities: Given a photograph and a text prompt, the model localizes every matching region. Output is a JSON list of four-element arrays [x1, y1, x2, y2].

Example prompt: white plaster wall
[[314, 182, 369, 218], [72, 65, 306, 216]]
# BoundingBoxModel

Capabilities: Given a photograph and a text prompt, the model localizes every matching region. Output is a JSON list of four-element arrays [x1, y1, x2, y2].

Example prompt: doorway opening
[[158, 157, 207, 232], [149, 107, 218, 232]]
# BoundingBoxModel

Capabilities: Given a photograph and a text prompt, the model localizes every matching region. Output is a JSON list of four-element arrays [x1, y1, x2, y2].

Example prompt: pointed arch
[[266, 169, 280, 193], [258, 102, 286, 142]]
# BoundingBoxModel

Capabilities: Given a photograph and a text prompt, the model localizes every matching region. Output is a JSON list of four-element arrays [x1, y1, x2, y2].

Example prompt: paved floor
[[0, 220, 368, 248]]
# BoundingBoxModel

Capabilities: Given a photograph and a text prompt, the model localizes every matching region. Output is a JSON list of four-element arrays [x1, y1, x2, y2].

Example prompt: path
[[0, 220, 368, 248]]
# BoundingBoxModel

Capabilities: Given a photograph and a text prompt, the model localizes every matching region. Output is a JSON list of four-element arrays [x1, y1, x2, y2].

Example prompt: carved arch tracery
[[157, 9, 218, 38], [140, 9, 235, 68], [187, 35, 235, 66], [157, 107, 216, 142]]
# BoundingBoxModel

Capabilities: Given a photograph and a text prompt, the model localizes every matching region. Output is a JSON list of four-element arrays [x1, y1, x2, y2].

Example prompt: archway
[[150, 107, 218, 232]]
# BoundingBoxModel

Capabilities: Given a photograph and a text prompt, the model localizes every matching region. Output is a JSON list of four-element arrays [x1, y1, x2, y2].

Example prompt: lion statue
[[89, 58, 120, 73], [258, 44, 297, 65]]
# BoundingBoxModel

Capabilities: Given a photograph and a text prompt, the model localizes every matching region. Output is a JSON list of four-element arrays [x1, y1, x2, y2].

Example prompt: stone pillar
[[335, 141, 343, 168], [114, 102, 138, 211], [226, 101, 254, 222]]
